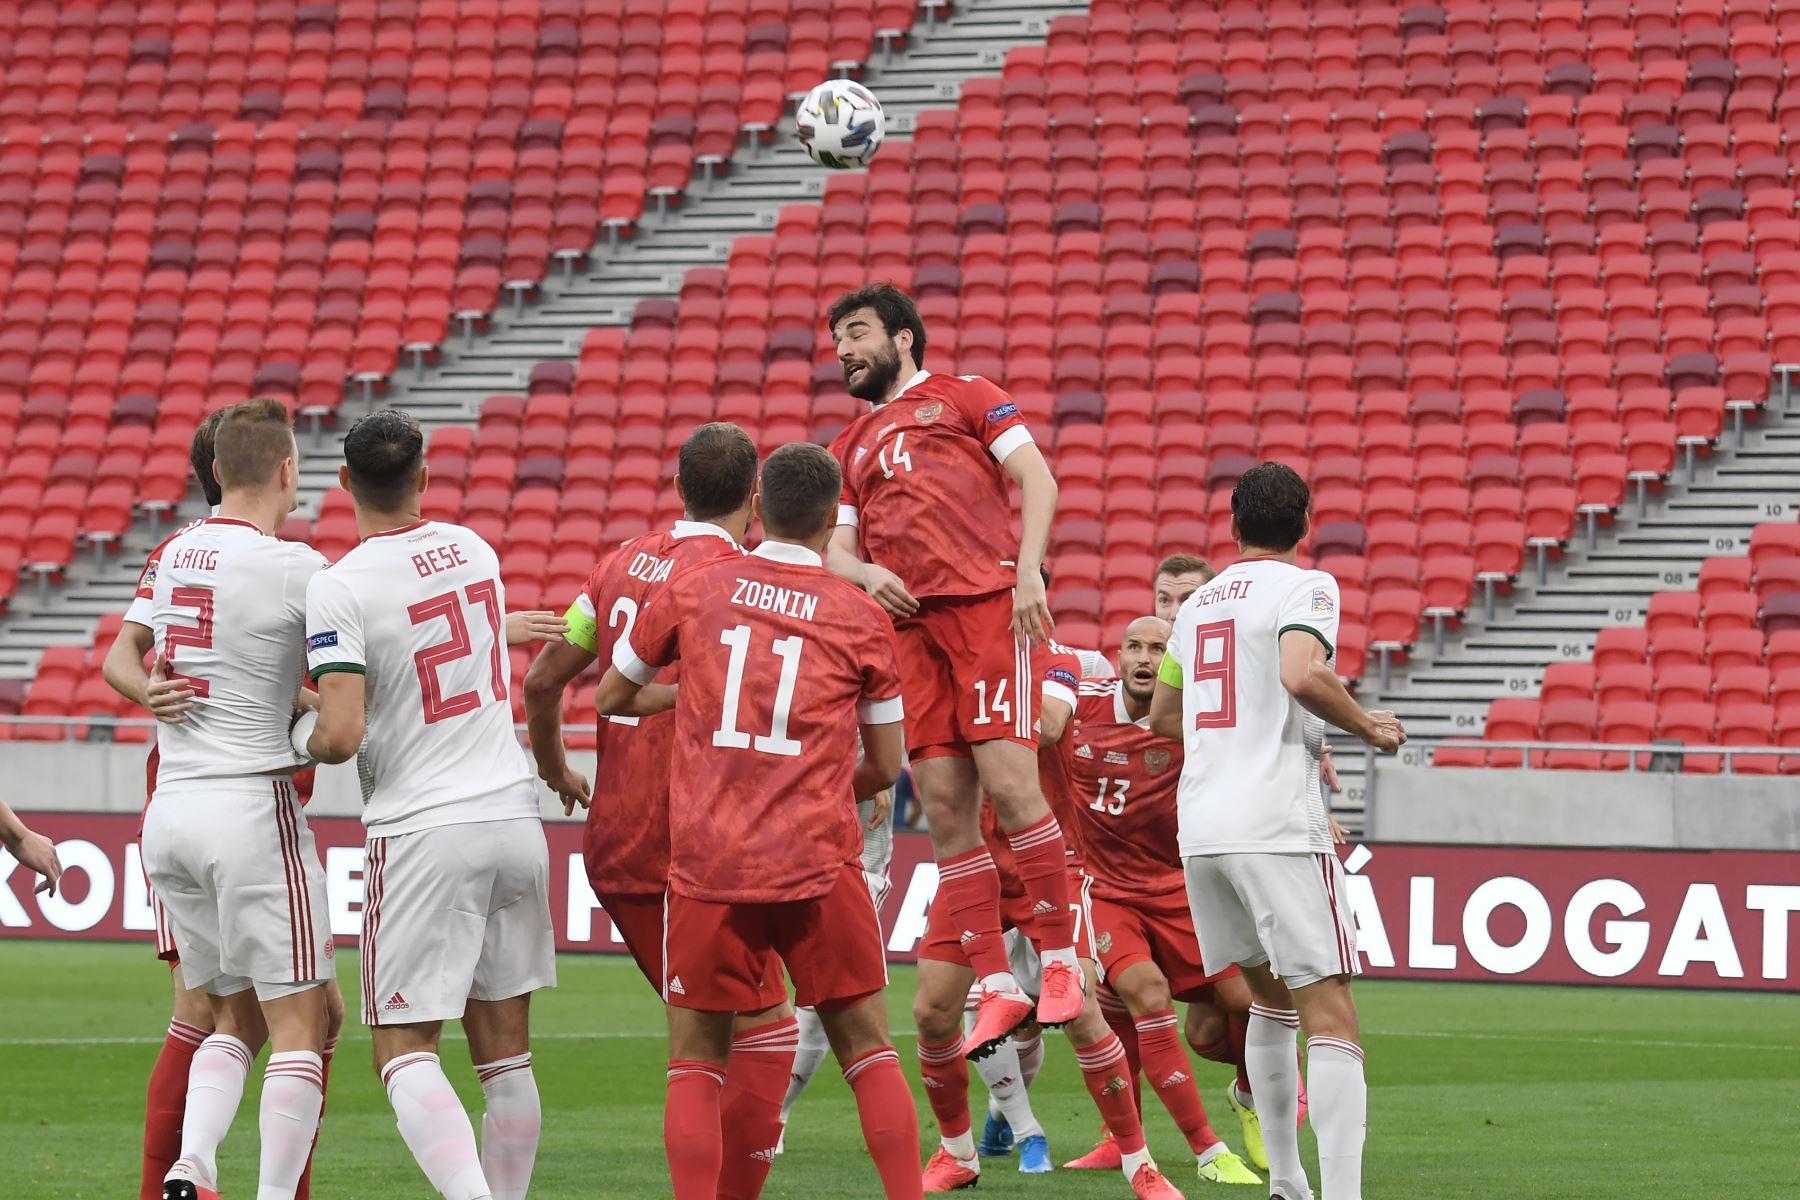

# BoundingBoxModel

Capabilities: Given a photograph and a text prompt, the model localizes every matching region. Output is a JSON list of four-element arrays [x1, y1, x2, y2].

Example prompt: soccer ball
[[795, 79, 886, 169]]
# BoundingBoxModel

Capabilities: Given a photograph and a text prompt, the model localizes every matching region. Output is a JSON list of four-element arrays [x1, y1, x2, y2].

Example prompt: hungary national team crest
[[914, 401, 943, 423], [1145, 747, 1172, 775]]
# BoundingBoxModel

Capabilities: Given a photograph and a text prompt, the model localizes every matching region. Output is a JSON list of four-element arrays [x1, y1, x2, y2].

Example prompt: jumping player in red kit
[[523, 422, 800, 1197], [596, 442, 923, 1200], [823, 284, 1079, 1058]]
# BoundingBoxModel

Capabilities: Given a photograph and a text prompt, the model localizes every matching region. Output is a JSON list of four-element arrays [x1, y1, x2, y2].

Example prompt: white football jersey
[[1163, 558, 1341, 856], [146, 517, 324, 787], [304, 520, 537, 837]]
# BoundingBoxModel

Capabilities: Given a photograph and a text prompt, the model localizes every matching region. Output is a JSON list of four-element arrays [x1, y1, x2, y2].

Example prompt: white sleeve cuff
[[857, 694, 905, 724], [124, 598, 153, 627], [836, 504, 860, 530], [987, 425, 1034, 463], [1075, 649, 1113, 679], [612, 639, 656, 686], [1041, 680, 1077, 712]]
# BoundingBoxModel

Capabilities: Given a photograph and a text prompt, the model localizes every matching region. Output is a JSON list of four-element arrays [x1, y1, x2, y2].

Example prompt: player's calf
[[818, 993, 925, 1200]]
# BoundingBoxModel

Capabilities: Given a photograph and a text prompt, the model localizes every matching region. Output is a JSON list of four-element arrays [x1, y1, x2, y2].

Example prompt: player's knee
[[1185, 1010, 1226, 1055], [911, 991, 962, 1042], [1130, 976, 1173, 1015]]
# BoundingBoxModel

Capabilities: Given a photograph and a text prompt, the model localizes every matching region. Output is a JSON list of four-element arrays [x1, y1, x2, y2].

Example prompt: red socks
[[936, 847, 1011, 979], [142, 1018, 206, 1200], [1098, 985, 1144, 1112], [844, 1048, 926, 1199], [1135, 1010, 1220, 1153], [293, 1035, 335, 1200], [915, 1038, 972, 1141], [1005, 815, 1073, 951], [665, 1060, 727, 1200], [717, 1016, 800, 1200], [1074, 1032, 1148, 1155], [1230, 1010, 1252, 1095]]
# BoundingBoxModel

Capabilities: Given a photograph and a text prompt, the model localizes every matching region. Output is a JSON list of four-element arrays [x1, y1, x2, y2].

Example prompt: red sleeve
[[947, 375, 1033, 457], [826, 426, 861, 516], [615, 586, 683, 683], [857, 612, 906, 724]]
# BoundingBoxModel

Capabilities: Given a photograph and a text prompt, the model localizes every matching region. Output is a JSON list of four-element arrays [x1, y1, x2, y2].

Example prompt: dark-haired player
[[524, 422, 801, 1197], [596, 443, 923, 1199], [1154, 463, 1405, 1200], [302, 408, 556, 1200], [1061, 617, 1260, 1187], [823, 284, 1080, 1056]]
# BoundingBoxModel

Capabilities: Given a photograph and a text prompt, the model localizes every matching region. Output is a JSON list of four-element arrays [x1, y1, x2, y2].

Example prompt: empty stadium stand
[[7, 0, 1800, 801]]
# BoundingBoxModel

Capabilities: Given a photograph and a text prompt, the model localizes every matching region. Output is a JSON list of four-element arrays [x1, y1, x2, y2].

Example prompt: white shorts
[[141, 779, 334, 1001], [1183, 851, 1360, 990], [360, 817, 557, 1026]]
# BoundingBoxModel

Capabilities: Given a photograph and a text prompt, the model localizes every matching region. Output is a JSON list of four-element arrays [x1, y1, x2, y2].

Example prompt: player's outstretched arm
[[852, 719, 905, 802], [1038, 693, 1075, 746], [1001, 442, 1058, 647], [593, 666, 676, 720], [1278, 632, 1406, 752], [828, 525, 918, 618], [101, 621, 156, 708], [506, 609, 569, 646], [0, 799, 62, 896], [305, 672, 367, 764], [524, 640, 598, 814]]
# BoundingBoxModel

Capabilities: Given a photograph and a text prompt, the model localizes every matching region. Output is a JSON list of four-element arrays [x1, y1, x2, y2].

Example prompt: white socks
[[1246, 1005, 1307, 1199], [257, 1051, 325, 1200], [171, 1033, 254, 1186], [974, 1038, 1045, 1140], [475, 1053, 540, 1200], [1307, 1037, 1367, 1200], [1015, 1030, 1045, 1088], [780, 1006, 833, 1122], [383, 1051, 493, 1200]]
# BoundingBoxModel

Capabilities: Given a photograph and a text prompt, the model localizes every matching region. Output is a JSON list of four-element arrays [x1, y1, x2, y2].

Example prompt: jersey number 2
[[713, 625, 804, 756], [1190, 619, 1237, 730], [408, 580, 506, 724], [163, 586, 214, 698]]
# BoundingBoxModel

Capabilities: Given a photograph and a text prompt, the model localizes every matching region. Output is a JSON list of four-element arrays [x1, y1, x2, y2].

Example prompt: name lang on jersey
[[410, 542, 469, 579], [731, 577, 819, 621], [628, 551, 675, 584], [168, 547, 219, 572], [1192, 576, 1254, 607]]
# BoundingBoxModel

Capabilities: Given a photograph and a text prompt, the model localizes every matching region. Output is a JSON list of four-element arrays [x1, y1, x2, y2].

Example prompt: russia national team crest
[[1097, 931, 1113, 954], [913, 401, 943, 423], [1144, 747, 1172, 775]]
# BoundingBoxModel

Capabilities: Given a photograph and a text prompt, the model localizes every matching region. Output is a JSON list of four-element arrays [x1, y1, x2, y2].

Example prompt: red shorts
[[596, 891, 668, 990], [663, 863, 887, 1013], [1091, 889, 1234, 1001], [154, 895, 180, 965], [896, 589, 1041, 761], [918, 863, 1096, 967]]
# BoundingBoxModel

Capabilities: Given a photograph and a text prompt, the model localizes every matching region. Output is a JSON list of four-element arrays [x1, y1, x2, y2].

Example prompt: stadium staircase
[[0, 0, 1087, 675]]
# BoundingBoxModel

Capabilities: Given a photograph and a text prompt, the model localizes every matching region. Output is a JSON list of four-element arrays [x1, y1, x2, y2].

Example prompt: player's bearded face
[[842, 335, 902, 401], [1120, 638, 1165, 703]]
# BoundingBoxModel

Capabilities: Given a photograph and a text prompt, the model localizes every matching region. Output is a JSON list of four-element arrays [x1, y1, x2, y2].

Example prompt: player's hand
[[8, 828, 62, 895], [867, 787, 893, 830], [862, 564, 918, 619], [145, 654, 195, 724], [1320, 742, 1341, 793], [1361, 710, 1406, 753], [543, 765, 592, 816], [1011, 569, 1053, 648], [506, 610, 568, 646], [1329, 815, 1347, 845]]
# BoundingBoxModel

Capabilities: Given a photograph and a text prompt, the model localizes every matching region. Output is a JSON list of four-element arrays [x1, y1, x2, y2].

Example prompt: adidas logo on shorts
[[668, 975, 687, 996], [383, 991, 409, 1013], [1031, 899, 1056, 915]]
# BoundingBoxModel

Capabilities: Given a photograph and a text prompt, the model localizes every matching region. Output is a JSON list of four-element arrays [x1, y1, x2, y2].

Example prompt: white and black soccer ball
[[795, 79, 886, 169]]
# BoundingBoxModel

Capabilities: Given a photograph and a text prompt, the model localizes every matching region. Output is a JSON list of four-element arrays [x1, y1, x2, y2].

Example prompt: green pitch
[[4, 943, 1796, 1198]]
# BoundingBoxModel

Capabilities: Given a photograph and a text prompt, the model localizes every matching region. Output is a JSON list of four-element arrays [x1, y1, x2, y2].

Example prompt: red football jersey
[[1060, 678, 1185, 899], [572, 522, 744, 895], [617, 540, 906, 903], [828, 371, 1037, 600]]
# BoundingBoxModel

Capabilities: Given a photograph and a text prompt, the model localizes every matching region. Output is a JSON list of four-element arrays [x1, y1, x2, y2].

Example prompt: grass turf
[[2, 942, 1796, 1198]]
